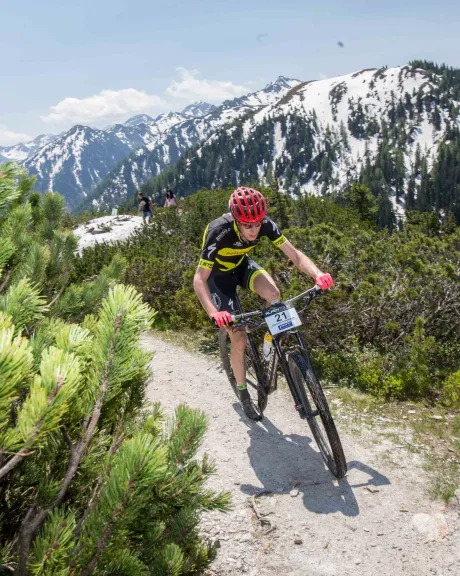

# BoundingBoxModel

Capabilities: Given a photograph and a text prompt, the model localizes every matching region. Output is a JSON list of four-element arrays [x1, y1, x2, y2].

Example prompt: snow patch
[[74, 215, 144, 254]]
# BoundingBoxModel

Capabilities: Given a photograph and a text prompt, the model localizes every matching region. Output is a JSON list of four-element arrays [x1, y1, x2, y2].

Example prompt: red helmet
[[229, 187, 267, 223]]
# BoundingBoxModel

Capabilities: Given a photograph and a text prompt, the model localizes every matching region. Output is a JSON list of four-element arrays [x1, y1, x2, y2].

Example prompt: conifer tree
[[343, 183, 378, 224], [0, 163, 231, 575]]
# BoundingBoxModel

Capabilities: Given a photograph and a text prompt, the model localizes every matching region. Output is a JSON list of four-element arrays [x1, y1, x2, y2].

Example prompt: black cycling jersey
[[199, 213, 287, 274]]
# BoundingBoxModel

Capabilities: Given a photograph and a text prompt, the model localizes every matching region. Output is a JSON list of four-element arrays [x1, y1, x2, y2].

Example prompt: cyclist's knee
[[266, 287, 280, 304]]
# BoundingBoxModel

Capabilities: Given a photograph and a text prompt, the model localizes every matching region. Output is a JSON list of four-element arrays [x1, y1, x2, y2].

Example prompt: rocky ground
[[142, 333, 460, 576]]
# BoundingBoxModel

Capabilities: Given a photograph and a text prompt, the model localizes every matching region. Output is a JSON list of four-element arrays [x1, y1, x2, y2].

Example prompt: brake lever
[[302, 286, 323, 308]]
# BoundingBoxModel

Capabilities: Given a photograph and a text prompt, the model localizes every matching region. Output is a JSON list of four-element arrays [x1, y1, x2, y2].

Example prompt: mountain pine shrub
[[0, 164, 231, 575]]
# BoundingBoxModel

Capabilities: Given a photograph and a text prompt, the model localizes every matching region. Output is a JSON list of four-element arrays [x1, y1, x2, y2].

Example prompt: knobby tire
[[288, 351, 347, 478]]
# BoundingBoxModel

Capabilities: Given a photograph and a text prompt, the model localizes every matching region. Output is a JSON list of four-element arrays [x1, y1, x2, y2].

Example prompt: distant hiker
[[137, 192, 153, 225], [164, 189, 177, 208]]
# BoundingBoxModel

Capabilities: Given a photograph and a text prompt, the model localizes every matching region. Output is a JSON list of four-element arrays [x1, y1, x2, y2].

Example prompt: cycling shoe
[[240, 397, 263, 422]]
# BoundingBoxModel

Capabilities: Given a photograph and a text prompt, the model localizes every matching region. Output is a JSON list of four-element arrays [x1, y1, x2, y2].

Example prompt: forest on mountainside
[[138, 61, 460, 229]]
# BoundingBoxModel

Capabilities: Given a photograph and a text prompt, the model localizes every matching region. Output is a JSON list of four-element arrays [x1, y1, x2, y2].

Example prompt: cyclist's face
[[238, 221, 262, 241]]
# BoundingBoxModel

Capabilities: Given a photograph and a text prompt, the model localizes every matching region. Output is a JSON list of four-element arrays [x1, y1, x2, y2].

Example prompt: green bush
[[440, 371, 460, 408], [71, 187, 460, 404], [0, 164, 231, 575]]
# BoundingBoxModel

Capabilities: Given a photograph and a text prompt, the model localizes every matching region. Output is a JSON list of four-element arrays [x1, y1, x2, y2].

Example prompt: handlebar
[[230, 284, 323, 326]]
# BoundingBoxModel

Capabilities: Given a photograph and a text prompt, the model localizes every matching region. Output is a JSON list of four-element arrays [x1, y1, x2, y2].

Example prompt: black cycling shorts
[[207, 257, 267, 314]]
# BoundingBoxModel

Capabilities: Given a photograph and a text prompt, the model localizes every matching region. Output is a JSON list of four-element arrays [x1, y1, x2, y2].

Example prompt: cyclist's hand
[[315, 273, 334, 290], [211, 311, 233, 328]]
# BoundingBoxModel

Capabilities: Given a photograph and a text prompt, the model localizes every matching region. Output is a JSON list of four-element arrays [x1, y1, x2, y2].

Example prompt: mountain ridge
[[0, 133, 59, 162], [79, 76, 302, 211], [138, 63, 460, 224], [16, 78, 299, 210]]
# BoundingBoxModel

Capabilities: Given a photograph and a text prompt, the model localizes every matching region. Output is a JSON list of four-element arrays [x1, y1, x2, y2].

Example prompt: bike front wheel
[[288, 350, 347, 478], [219, 327, 267, 413]]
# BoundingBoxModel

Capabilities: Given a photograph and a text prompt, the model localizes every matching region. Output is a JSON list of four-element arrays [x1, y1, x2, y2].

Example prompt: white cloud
[[0, 126, 32, 147], [41, 89, 168, 127], [166, 67, 250, 102], [318, 73, 328, 80]]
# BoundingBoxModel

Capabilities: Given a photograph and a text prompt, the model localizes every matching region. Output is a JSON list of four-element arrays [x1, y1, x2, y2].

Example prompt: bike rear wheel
[[219, 328, 267, 413], [288, 350, 347, 478]]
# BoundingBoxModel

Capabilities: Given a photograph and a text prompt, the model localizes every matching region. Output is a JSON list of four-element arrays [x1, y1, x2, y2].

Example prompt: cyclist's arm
[[279, 240, 324, 279], [193, 266, 219, 317]]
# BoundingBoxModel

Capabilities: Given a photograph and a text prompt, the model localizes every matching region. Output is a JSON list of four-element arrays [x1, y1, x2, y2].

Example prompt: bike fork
[[272, 335, 308, 419]]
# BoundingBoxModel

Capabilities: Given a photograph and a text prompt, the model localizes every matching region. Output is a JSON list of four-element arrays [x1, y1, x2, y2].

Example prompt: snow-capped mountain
[[182, 102, 217, 118], [82, 77, 302, 211], [122, 114, 155, 127], [21, 111, 196, 209], [220, 76, 301, 109], [137, 65, 460, 221], [0, 134, 59, 162], [105, 111, 192, 150], [6, 77, 300, 210], [23, 125, 133, 211]]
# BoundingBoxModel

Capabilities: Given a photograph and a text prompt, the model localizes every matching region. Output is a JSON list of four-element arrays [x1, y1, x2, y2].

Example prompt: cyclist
[[193, 187, 334, 421]]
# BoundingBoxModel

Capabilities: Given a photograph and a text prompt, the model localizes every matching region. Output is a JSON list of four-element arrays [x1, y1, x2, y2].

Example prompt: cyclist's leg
[[207, 272, 246, 384], [243, 259, 280, 305], [244, 260, 280, 395], [209, 268, 261, 420], [226, 326, 247, 386]]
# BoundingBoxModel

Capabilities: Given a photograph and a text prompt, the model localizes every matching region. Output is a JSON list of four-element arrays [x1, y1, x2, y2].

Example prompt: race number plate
[[263, 303, 302, 336]]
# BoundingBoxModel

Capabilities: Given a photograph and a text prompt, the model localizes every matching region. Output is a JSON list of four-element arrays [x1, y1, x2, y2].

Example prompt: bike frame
[[247, 329, 313, 418], [234, 285, 322, 417]]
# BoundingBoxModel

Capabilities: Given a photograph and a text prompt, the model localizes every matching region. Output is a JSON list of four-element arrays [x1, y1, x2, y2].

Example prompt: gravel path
[[143, 333, 459, 576]]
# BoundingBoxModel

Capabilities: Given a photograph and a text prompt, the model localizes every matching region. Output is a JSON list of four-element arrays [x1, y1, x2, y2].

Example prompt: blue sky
[[1, 0, 459, 145]]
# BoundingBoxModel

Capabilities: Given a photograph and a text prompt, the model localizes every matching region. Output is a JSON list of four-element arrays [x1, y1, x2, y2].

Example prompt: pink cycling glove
[[211, 311, 233, 328], [315, 273, 334, 290]]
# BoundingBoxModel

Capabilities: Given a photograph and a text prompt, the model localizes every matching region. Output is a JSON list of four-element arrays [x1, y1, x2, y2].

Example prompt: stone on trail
[[410, 513, 449, 540], [240, 533, 252, 542]]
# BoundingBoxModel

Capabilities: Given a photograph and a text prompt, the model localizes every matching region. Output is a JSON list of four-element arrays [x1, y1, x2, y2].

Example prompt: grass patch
[[425, 456, 460, 503], [332, 387, 378, 412], [310, 387, 460, 502]]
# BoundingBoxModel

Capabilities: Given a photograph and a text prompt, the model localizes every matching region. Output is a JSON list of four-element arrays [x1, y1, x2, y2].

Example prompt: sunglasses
[[239, 221, 262, 230]]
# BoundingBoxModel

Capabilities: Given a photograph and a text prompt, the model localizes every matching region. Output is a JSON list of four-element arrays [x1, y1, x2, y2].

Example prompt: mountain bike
[[219, 285, 347, 478]]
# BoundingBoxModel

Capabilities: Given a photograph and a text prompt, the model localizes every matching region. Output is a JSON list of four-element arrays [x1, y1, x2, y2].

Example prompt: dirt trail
[[143, 334, 459, 576]]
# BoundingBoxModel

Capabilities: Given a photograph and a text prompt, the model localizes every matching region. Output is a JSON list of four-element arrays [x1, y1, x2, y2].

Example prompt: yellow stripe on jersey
[[199, 258, 214, 270], [273, 235, 287, 248], [215, 255, 245, 271], [217, 246, 254, 257], [201, 224, 210, 250]]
